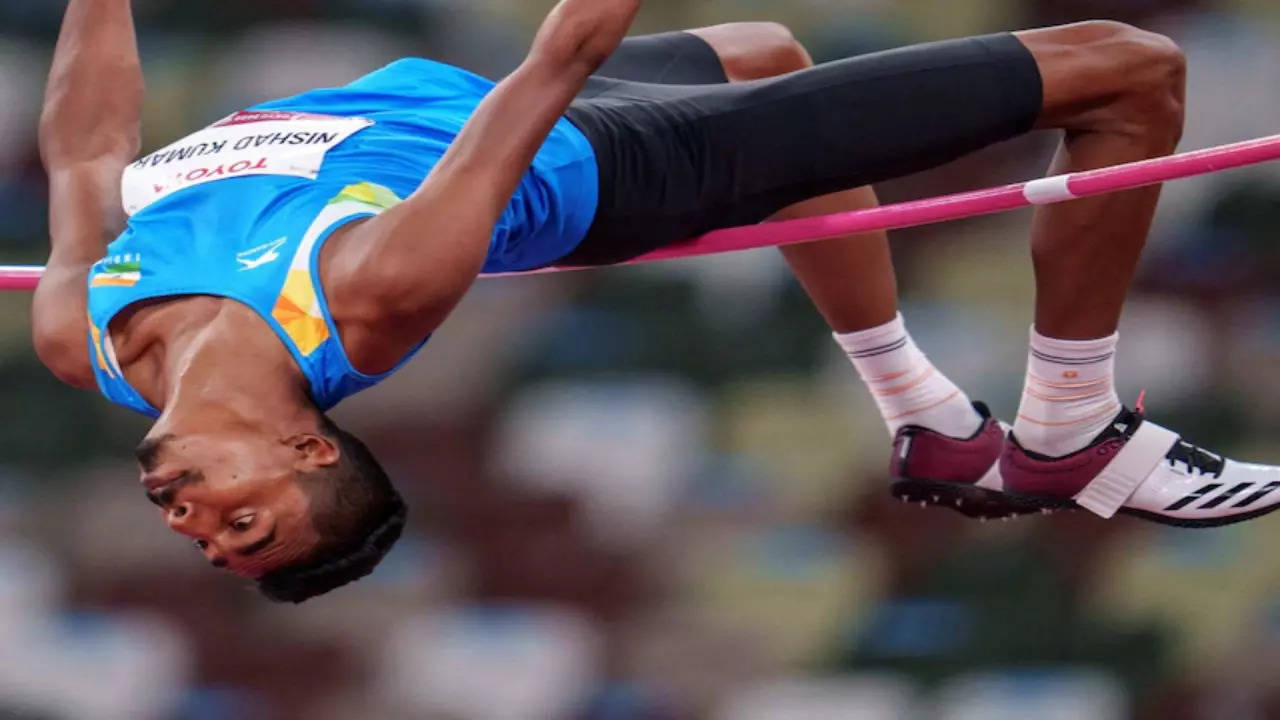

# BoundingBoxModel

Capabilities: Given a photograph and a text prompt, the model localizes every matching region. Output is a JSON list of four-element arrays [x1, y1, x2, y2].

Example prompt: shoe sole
[[893, 478, 1280, 527], [890, 477, 1073, 521]]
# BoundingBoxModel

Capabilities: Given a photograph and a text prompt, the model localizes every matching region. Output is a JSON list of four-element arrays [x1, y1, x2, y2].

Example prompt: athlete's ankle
[[1012, 326, 1122, 457], [834, 314, 983, 438]]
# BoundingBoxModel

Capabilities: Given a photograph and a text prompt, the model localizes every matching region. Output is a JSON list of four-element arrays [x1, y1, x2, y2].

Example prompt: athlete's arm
[[327, 0, 642, 372], [32, 0, 144, 388]]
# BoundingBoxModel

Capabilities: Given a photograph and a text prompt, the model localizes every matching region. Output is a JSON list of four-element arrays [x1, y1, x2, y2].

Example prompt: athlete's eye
[[231, 516, 254, 532], [193, 539, 208, 550]]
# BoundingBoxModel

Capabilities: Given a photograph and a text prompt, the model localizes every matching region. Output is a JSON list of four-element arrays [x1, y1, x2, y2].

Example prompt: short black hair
[[256, 415, 406, 603]]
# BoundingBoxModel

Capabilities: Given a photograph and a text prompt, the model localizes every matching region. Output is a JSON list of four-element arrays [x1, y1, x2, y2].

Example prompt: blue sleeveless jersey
[[85, 59, 599, 417]]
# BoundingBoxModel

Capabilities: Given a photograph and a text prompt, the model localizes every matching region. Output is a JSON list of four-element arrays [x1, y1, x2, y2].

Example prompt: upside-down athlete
[[32, 0, 1280, 602]]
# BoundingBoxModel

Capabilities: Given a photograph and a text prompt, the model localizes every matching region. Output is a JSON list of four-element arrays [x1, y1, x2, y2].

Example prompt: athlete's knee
[[692, 21, 814, 81], [1100, 22, 1185, 145], [1025, 20, 1185, 149]]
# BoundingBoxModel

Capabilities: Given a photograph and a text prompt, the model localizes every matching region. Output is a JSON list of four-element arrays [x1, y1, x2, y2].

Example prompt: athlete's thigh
[[562, 33, 1042, 266]]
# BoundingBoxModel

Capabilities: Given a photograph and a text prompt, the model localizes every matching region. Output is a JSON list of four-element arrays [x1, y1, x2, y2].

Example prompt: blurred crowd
[[1, 0, 1280, 718]]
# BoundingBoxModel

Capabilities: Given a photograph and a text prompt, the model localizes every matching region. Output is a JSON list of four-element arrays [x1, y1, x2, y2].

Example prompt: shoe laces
[[1138, 391, 1225, 478], [1166, 440, 1225, 478]]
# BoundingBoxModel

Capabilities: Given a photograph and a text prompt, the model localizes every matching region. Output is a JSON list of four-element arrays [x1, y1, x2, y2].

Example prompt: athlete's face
[[136, 431, 325, 577]]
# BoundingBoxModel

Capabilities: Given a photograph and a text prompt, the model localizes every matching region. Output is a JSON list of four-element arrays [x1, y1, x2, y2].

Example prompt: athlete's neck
[[111, 296, 314, 429]]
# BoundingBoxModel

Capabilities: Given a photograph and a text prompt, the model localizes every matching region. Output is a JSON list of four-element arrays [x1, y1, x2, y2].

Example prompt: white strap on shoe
[[974, 420, 1013, 491], [1073, 420, 1179, 518]]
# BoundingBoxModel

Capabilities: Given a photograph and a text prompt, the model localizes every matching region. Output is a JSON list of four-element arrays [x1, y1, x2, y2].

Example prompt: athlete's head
[[138, 414, 404, 602]]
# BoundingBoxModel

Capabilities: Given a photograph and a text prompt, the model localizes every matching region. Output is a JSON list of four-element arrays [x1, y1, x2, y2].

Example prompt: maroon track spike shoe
[[889, 402, 1038, 520], [1000, 405, 1280, 527]]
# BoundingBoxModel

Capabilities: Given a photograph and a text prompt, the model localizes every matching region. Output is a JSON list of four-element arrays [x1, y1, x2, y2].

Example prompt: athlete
[[31, 0, 1280, 603]]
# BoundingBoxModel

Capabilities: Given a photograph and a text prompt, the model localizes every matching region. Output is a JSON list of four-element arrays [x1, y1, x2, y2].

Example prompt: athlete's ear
[[287, 433, 340, 469]]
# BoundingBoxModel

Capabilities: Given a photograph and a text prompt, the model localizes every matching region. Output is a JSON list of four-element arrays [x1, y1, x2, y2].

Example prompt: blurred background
[[1, 0, 1279, 718]]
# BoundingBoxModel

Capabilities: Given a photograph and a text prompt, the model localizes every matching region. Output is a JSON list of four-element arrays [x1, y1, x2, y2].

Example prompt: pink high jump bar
[[2, 134, 1278, 291]]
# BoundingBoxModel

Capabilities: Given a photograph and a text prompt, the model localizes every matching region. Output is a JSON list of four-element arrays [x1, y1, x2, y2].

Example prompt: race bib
[[121, 110, 373, 215]]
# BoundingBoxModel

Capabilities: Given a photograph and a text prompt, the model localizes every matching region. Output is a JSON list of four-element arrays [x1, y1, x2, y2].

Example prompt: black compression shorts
[[561, 31, 1043, 266]]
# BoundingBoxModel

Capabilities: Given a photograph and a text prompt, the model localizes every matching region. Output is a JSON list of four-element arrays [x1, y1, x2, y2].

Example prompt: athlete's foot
[[889, 402, 1041, 521], [1000, 404, 1280, 527]]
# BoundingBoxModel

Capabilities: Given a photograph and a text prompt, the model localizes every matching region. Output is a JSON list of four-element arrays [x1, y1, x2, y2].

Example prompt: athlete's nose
[[167, 502, 195, 528]]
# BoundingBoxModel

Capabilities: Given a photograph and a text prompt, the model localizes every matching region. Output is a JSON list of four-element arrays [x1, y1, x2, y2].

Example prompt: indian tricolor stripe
[[91, 260, 142, 288]]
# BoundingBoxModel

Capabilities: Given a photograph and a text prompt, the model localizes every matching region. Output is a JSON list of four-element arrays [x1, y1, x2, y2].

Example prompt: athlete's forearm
[[429, 0, 643, 220], [343, 0, 643, 340], [529, 0, 644, 77], [40, 0, 143, 170], [40, 0, 143, 265]]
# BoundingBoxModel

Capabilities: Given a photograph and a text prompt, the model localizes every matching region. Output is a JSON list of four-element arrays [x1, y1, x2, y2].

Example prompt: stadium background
[[1, 0, 1279, 717]]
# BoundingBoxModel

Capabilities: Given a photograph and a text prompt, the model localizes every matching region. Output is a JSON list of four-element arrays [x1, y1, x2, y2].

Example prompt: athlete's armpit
[[36, 155, 139, 389]]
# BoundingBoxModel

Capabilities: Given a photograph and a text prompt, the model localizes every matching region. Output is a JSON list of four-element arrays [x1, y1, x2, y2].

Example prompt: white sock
[[1012, 327, 1123, 457], [835, 314, 983, 438]]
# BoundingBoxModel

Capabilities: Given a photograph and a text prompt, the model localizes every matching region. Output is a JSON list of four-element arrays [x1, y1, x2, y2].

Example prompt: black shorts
[[561, 31, 1043, 266]]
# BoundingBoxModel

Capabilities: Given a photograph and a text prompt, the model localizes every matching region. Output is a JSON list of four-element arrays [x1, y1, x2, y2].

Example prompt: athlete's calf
[[1017, 20, 1187, 341]]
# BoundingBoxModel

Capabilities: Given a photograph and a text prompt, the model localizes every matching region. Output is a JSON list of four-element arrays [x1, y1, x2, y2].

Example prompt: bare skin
[[120, 297, 326, 574], [31, 0, 1185, 578], [1018, 22, 1185, 338]]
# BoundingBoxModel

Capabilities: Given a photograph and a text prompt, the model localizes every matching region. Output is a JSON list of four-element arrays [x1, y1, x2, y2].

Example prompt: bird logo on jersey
[[236, 237, 287, 271]]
